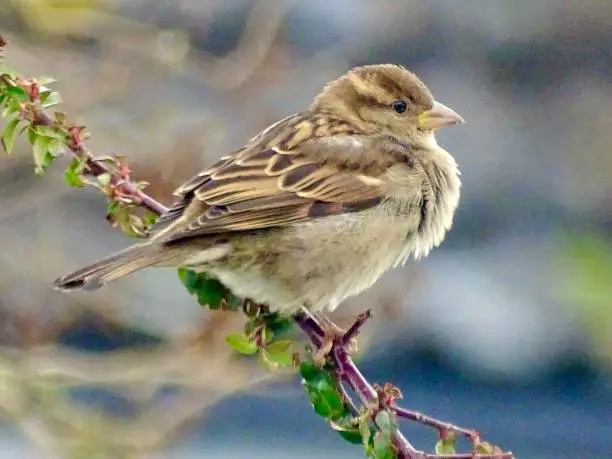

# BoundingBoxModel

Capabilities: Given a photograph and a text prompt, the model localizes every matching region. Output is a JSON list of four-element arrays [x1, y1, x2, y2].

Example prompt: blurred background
[[0, 0, 611, 457]]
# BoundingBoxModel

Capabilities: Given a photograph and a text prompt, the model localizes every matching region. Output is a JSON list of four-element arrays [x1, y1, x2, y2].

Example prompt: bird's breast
[[280, 212, 420, 311]]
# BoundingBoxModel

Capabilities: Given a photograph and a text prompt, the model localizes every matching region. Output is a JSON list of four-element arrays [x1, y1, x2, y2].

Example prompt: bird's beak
[[417, 101, 465, 130]]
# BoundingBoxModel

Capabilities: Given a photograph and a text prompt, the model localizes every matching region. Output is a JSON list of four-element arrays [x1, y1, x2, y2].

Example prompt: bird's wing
[[150, 133, 396, 243]]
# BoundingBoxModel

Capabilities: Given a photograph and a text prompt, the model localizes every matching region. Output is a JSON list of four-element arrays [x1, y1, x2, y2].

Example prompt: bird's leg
[[315, 311, 346, 336], [296, 308, 372, 366], [312, 311, 363, 366], [312, 318, 335, 367]]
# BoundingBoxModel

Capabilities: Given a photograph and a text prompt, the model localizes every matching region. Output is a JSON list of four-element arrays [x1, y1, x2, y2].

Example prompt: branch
[[29, 108, 168, 216], [0, 35, 513, 459]]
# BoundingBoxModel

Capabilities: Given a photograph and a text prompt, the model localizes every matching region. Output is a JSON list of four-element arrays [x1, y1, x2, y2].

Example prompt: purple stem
[[393, 406, 478, 440], [295, 313, 422, 458]]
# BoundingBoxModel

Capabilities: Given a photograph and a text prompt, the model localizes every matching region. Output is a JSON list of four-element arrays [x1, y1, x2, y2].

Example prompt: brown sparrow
[[54, 64, 464, 316]]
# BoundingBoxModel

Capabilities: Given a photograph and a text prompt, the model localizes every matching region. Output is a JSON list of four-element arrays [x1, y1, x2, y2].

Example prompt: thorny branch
[[0, 35, 512, 459], [31, 110, 168, 216]]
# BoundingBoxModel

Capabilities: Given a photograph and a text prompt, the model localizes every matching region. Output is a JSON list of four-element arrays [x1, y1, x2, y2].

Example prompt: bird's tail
[[53, 243, 164, 291]]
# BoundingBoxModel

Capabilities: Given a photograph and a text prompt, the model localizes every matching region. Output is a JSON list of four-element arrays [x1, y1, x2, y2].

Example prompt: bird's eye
[[392, 100, 407, 114]]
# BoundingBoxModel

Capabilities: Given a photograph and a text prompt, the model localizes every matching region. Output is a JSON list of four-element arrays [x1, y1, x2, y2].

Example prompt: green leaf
[[258, 349, 274, 368], [1, 99, 20, 118], [260, 326, 273, 345], [4, 85, 28, 102], [32, 134, 52, 175], [265, 340, 293, 367], [196, 279, 228, 309], [177, 267, 197, 292], [224, 294, 244, 310], [331, 420, 364, 445], [41, 150, 54, 166], [301, 364, 346, 420], [106, 200, 120, 217], [177, 268, 232, 309], [311, 386, 340, 418], [299, 361, 325, 383], [474, 441, 497, 455], [39, 90, 62, 108], [329, 416, 370, 448], [375, 411, 397, 437], [435, 432, 457, 455], [306, 387, 332, 418], [225, 333, 257, 355], [266, 339, 292, 353], [1, 118, 19, 154], [369, 412, 398, 459], [372, 431, 394, 459], [337, 428, 363, 445], [142, 211, 159, 228], [26, 127, 36, 145], [359, 418, 373, 451], [264, 312, 294, 337], [33, 125, 65, 141], [64, 158, 85, 188], [244, 319, 258, 338], [97, 173, 111, 187]]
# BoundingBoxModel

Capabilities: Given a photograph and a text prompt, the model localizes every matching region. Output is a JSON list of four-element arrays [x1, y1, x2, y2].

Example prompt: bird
[[54, 64, 464, 318]]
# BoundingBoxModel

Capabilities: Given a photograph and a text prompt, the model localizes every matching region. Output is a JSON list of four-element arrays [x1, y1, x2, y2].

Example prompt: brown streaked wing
[[159, 137, 388, 243], [148, 115, 305, 235]]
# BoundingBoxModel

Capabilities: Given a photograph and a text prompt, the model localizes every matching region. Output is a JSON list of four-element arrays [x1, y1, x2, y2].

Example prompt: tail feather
[[54, 243, 161, 291]]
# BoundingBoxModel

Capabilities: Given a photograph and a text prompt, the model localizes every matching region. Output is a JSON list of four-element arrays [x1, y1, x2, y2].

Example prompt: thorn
[[342, 308, 372, 345]]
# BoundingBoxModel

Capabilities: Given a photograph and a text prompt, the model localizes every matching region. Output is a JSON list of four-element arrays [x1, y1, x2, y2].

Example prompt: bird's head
[[312, 64, 464, 139]]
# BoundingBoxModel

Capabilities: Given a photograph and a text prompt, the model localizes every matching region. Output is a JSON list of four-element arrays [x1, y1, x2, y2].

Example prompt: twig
[[342, 308, 372, 345], [393, 406, 479, 443], [31, 110, 168, 216], [295, 311, 420, 457]]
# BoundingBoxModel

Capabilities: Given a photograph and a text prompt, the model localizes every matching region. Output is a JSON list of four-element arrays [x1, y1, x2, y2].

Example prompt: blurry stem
[[30, 111, 168, 216], [392, 406, 479, 444]]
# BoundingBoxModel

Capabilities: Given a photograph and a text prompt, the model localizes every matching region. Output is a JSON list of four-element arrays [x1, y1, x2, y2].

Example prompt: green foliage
[[300, 362, 347, 419], [263, 312, 294, 337], [298, 362, 401, 456], [368, 411, 397, 459], [299, 361, 374, 448], [244, 311, 296, 369], [178, 267, 298, 367], [30, 126, 63, 174], [4, 85, 28, 102], [39, 86, 62, 108], [435, 432, 457, 455], [180, 269, 297, 368], [105, 200, 157, 238], [177, 268, 241, 310], [263, 339, 293, 367], [0, 68, 64, 174], [1, 117, 20, 154], [64, 157, 86, 187], [225, 333, 258, 355]]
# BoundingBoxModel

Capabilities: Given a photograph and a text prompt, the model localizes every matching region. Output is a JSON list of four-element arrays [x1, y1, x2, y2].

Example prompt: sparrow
[[54, 64, 464, 316]]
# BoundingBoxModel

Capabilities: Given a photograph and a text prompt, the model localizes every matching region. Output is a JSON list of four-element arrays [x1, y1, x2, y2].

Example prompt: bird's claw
[[312, 313, 361, 367]]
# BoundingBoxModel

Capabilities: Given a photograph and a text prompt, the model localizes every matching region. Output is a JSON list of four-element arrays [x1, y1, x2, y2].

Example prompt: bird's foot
[[311, 310, 371, 366]]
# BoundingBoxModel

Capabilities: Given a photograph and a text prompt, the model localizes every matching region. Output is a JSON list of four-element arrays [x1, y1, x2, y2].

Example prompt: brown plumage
[[54, 64, 464, 314]]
